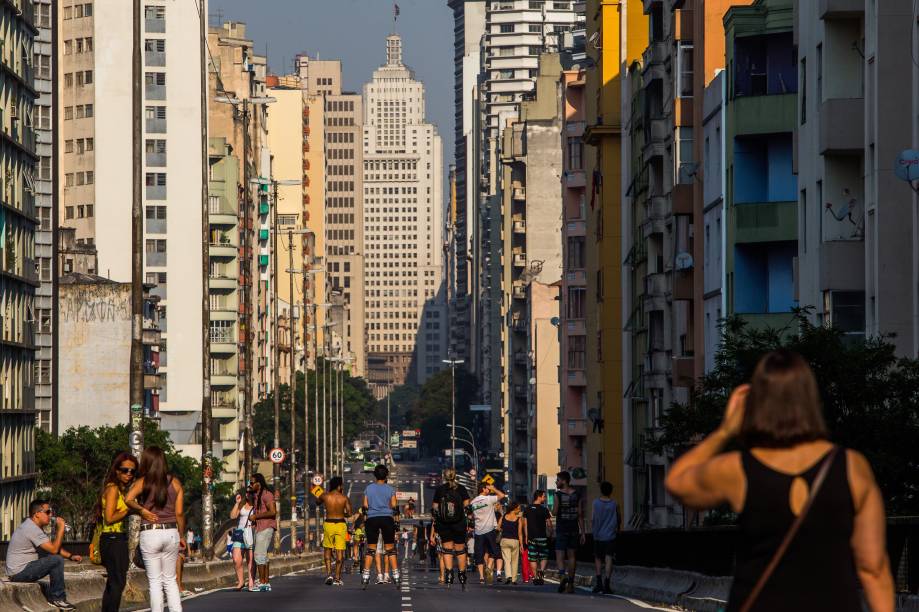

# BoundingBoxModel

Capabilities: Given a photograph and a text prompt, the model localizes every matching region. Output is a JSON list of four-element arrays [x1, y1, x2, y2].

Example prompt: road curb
[[0, 553, 324, 611], [567, 564, 727, 610]]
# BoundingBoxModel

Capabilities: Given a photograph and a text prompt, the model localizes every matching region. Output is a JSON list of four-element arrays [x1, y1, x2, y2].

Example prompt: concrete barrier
[[0, 553, 323, 611]]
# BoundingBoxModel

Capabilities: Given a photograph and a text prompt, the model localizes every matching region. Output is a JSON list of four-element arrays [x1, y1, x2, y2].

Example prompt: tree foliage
[[403, 367, 479, 457], [252, 360, 377, 471], [35, 422, 235, 538], [653, 311, 919, 515]]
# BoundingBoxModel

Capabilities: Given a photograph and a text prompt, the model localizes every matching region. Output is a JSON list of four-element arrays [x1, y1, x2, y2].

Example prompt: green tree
[[404, 367, 479, 457], [253, 361, 377, 472], [35, 422, 234, 538], [653, 311, 919, 515]]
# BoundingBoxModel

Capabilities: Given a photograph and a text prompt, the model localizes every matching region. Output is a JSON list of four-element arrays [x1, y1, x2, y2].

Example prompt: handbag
[[89, 523, 103, 565], [739, 447, 839, 612], [521, 546, 532, 582]]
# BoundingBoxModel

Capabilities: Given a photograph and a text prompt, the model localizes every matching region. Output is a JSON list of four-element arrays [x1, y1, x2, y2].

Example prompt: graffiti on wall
[[60, 286, 131, 323]]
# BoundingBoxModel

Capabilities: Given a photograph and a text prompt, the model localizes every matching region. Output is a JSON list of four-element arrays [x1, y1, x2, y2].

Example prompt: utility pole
[[386, 394, 391, 462], [128, 0, 144, 559], [313, 302, 320, 479], [198, 0, 213, 559], [301, 292, 310, 550], [271, 182, 281, 554], [286, 228, 297, 554], [241, 101, 253, 487], [442, 357, 464, 468]]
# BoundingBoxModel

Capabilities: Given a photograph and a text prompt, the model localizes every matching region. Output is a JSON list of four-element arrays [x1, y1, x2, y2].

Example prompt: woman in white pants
[[126, 446, 186, 612]]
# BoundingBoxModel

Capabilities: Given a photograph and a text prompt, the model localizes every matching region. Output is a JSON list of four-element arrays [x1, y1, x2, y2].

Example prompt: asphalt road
[[175, 561, 669, 612]]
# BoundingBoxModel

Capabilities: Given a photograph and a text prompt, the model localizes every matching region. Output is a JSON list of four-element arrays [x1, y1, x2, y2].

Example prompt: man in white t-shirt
[[469, 483, 505, 584]]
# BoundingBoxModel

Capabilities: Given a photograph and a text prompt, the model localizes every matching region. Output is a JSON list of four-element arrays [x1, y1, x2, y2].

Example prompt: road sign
[[444, 448, 466, 457], [470, 404, 491, 412], [402, 429, 418, 438], [481, 474, 495, 486], [311, 475, 323, 486], [269, 448, 286, 464], [895, 149, 919, 182], [310, 485, 324, 498], [402, 440, 417, 449]]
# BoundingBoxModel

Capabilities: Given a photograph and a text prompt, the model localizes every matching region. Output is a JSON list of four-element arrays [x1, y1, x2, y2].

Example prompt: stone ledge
[[0, 554, 323, 611]]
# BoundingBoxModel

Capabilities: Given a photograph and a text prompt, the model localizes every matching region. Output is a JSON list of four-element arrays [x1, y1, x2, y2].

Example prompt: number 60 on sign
[[269, 448, 286, 464]]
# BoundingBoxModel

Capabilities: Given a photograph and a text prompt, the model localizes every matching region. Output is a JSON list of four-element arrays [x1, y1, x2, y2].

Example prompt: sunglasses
[[117, 467, 137, 475], [39, 509, 52, 515]]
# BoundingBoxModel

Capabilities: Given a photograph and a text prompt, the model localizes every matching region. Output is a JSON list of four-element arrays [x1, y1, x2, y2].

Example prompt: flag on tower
[[394, 3, 400, 20]]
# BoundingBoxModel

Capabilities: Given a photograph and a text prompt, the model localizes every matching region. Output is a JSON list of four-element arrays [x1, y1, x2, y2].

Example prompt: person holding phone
[[229, 487, 256, 590]]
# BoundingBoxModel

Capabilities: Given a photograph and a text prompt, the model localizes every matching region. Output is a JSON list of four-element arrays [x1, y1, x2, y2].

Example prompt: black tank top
[[500, 517, 519, 540], [727, 447, 861, 612]]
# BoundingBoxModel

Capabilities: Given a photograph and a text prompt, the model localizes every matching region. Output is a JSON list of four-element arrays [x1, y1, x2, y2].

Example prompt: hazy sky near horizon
[[210, 0, 456, 169]]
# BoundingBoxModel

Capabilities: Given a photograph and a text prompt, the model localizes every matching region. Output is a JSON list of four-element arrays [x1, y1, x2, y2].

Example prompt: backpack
[[438, 486, 465, 524]]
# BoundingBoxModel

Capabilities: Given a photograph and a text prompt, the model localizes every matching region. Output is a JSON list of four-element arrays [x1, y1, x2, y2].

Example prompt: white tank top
[[237, 504, 254, 530]]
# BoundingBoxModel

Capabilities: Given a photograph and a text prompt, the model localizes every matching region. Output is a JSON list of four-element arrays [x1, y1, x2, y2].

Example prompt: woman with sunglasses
[[125, 446, 186, 612], [94, 451, 139, 612]]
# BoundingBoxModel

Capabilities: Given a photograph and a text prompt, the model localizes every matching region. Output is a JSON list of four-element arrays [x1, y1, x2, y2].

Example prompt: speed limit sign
[[269, 448, 286, 464]]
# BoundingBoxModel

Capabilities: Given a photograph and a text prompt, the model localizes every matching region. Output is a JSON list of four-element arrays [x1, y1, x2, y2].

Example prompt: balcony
[[145, 51, 166, 68], [145, 218, 166, 235], [567, 418, 588, 437], [642, 41, 668, 72], [671, 183, 692, 215], [820, 241, 865, 292], [733, 94, 796, 136], [512, 252, 527, 268], [564, 170, 586, 188], [209, 207, 237, 226], [146, 251, 166, 267], [143, 374, 161, 390], [513, 219, 526, 234], [819, 0, 863, 18], [146, 185, 166, 200], [145, 17, 166, 33], [146, 118, 166, 134], [209, 242, 237, 259], [733, 201, 797, 244], [209, 270, 238, 289], [512, 186, 526, 201], [146, 151, 166, 167], [819, 98, 864, 154], [672, 357, 695, 388], [562, 367, 585, 387], [512, 283, 526, 300], [644, 272, 666, 297], [510, 317, 527, 333], [142, 329, 161, 345], [145, 84, 166, 101], [672, 269, 693, 300], [211, 373, 238, 388], [513, 351, 528, 367]]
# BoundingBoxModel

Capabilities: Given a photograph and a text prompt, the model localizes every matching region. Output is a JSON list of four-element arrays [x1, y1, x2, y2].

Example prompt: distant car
[[362, 461, 376, 473], [343, 464, 353, 474]]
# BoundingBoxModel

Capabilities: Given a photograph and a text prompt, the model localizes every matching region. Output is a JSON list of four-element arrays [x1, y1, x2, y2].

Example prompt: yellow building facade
[[583, 0, 647, 516]]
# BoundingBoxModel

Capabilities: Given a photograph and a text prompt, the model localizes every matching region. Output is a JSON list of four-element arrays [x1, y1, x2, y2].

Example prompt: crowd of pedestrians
[[0, 351, 898, 611]]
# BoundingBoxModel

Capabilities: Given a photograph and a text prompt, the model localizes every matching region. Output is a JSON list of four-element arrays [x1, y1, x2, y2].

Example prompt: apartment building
[[57, 0, 205, 452], [702, 70, 725, 373], [362, 35, 446, 392], [447, 0, 486, 368], [797, 0, 917, 353], [559, 60, 587, 479], [475, 0, 579, 455], [0, 0, 39, 540], [207, 21, 271, 481], [33, 0, 53, 432], [724, 0, 797, 330], [297, 55, 365, 376]]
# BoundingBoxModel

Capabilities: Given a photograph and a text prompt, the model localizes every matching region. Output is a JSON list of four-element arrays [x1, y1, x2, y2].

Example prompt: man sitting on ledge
[[5, 499, 82, 611]]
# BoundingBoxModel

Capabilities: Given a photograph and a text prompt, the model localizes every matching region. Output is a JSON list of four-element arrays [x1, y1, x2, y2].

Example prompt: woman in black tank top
[[664, 350, 894, 612]]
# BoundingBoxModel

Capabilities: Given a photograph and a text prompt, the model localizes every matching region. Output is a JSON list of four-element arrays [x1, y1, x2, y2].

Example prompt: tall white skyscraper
[[363, 34, 446, 392]]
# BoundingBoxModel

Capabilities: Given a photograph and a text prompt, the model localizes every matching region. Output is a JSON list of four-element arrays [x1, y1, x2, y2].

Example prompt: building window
[[676, 42, 694, 98], [567, 136, 582, 170], [568, 335, 585, 370], [567, 287, 585, 319]]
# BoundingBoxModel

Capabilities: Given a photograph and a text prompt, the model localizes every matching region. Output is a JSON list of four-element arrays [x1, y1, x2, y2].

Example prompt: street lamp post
[[442, 357, 465, 468], [448, 425, 478, 475]]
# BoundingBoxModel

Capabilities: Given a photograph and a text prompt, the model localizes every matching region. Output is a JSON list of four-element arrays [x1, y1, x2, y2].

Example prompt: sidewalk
[[0, 553, 323, 612]]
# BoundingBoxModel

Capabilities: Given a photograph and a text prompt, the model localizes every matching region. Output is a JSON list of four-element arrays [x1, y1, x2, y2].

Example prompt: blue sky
[[210, 0, 456, 169]]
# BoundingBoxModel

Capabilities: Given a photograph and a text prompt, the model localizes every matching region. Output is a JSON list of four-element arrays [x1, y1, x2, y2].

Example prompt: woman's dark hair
[[139, 446, 171, 509], [507, 501, 520, 514], [93, 451, 138, 522], [740, 350, 829, 449]]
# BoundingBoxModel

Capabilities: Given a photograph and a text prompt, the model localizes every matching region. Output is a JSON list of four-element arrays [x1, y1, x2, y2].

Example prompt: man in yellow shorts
[[319, 477, 351, 586]]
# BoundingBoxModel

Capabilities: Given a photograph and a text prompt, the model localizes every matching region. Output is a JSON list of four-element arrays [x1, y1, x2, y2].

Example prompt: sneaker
[[361, 572, 371, 590], [592, 575, 603, 594], [495, 570, 503, 582], [557, 576, 568, 593], [565, 578, 575, 594], [376, 574, 386, 584], [325, 576, 334, 586], [248, 584, 262, 592], [458, 570, 467, 591], [485, 567, 493, 584], [479, 577, 485, 585], [333, 579, 344, 586], [49, 601, 75, 611], [260, 583, 272, 592]]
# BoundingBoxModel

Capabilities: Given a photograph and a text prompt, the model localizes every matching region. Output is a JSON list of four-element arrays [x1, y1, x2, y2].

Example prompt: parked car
[[362, 460, 376, 473]]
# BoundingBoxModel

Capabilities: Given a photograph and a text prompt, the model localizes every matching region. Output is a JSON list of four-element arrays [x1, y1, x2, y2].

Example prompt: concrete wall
[[57, 282, 131, 431]]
